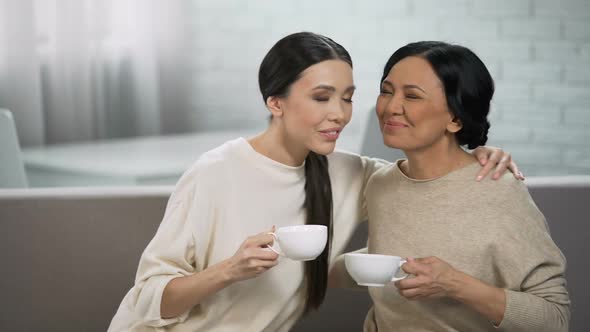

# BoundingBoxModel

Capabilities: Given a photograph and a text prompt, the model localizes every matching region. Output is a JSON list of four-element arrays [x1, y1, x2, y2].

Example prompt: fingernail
[[476, 175, 483, 181]]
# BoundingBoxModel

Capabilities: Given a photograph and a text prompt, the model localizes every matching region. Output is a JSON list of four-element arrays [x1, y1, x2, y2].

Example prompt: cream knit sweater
[[362, 160, 570, 332], [108, 138, 386, 332]]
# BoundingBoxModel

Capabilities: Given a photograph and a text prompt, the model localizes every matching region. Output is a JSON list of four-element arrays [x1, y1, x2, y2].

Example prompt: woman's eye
[[342, 98, 353, 103], [379, 89, 392, 95], [313, 97, 330, 102], [406, 94, 419, 99]]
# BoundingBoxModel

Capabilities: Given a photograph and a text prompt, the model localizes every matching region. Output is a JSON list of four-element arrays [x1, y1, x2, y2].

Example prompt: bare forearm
[[161, 260, 233, 319], [451, 272, 506, 326]]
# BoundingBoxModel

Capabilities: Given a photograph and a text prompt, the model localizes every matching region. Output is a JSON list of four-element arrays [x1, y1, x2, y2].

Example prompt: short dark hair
[[381, 41, 494, 149], [258, 32, 352, 314]]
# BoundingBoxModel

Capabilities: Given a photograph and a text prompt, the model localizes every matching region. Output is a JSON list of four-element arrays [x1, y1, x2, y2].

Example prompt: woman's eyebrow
[[345, 85, 356, 93], [403, 84, 426, 93], [312, 85, 356, 93], [312, 85, 336, 92]]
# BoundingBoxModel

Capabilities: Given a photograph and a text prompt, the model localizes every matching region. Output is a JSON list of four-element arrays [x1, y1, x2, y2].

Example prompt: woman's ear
[[266, 96, 283, 118], [447, 116, 463, 133]]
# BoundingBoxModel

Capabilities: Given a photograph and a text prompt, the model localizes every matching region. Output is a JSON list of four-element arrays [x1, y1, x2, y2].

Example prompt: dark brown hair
[[381, 41, 494, 149]]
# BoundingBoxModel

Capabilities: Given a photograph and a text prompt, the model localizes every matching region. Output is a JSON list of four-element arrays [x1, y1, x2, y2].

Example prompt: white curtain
[[0, 0, 195, 146]]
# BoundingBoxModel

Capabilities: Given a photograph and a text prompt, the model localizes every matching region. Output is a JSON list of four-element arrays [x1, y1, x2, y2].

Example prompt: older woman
[[359, 41, 569, 331]]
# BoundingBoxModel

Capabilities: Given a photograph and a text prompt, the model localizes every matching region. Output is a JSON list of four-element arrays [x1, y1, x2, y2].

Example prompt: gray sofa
[[0, 177, 590, 331], [0, 177, 588, 331]]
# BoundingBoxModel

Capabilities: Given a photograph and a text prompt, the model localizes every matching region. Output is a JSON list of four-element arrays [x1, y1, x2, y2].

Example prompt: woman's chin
[[311, 141, 337, 156], [383, 137, 406, 150]]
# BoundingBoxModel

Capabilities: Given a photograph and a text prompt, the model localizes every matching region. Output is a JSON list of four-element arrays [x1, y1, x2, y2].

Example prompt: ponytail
[[302, 151, 333, 313]]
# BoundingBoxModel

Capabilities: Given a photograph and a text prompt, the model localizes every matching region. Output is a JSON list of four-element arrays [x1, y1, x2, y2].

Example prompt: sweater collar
[[235, 137, 306, 179]]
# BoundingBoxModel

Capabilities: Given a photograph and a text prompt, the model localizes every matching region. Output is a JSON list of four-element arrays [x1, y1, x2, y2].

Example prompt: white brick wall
[[535, 0, 590, 18], [564, 20, 590, 39], [534, 41, 582, 61], [564, 107, 590, 125], [565, 64, 590, 83], [533, 85, 590, 105], [189, 0, 590, 175], [412, 0, 470, 17], [472, 1, 531, 18], [501, 19, 561, 39], [498, 103, 562, 125], [502, 62, 561, 82]]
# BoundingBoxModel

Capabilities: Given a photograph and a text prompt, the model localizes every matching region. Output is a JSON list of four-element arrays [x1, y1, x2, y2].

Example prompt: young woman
[[108, 33, 520, 332], [358, 41, 569, 331]]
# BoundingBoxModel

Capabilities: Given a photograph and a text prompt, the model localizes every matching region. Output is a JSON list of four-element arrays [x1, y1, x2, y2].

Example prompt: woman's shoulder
[[479, 171, 529, 197], [187, 138, 244, 174], [328, 149, 363, 164], [475, 173, 547, 228], [175, 138, 244, 191], [328, 150, 391, 173]]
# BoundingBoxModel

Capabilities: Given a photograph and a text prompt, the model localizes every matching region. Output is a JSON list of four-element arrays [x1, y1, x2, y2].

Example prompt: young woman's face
[[278, 59, 354, 155], [376, 56, 459, 152]]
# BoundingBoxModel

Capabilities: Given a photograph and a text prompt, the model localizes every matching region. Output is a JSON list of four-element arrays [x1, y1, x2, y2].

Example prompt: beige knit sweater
[[362, 160, 570, 332]]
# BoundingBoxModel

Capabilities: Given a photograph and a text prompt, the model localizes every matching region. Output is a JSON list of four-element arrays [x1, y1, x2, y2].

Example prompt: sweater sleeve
[[326, 154, 389, 287], [495, 182, 570, 331], [357, 156, 390, 221], [127, 165, 213, 328], [496, 239, 570, 331]]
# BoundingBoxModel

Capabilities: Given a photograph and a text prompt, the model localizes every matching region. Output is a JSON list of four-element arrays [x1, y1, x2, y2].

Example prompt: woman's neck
[[248, 125, 308, 167], [402, 138, 476, 180]]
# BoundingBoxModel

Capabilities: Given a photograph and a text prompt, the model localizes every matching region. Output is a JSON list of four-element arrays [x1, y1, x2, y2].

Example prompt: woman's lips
[[319, 128, 342, 141], [384, 120, 409, 132]]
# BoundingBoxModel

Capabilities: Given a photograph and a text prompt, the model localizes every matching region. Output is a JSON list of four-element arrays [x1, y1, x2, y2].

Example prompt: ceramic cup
[[344, 253, 407, 287], [267, 225, 327, 261]]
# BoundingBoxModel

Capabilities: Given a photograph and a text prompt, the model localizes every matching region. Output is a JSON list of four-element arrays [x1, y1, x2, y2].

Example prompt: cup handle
[[265, 232, 284, 256], [391, 259, 408, 282]]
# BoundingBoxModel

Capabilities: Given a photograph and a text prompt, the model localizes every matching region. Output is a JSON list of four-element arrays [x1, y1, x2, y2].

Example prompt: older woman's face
[[376, 56, 460, 152]]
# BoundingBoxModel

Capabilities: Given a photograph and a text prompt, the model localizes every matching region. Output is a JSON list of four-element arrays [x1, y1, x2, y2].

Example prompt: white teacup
[[344, 253, 407, 287], [267, 225, 327, 261]]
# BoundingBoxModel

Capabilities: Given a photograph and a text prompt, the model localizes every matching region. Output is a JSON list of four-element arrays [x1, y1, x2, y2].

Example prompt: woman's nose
[[385, 96, 405, 116], [328, 104, 347, 123]]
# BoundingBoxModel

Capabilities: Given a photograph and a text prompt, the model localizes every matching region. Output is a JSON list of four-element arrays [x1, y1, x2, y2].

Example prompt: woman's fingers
[[243, 247, 278, 261], [246, 232, 276, 248], [507, 160, 525, 180], [473, 146, 490, 166], [395, 276, 423, 290], [492, 153, 512, 180], [401, 258, 426, 275], [253, 258, 279, 268], [398, 287, 422, 299], [475, 148, 503, 181], [473, 146, 524, 180]]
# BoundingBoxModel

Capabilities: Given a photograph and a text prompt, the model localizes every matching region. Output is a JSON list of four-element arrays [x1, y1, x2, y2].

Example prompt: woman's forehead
[[294, 60, 354, 89]]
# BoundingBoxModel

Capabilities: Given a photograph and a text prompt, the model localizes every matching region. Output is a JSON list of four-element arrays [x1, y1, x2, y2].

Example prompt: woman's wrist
[[447, 270, 506, 325], [214, 258, 237, 286], [446, 268, 469, 299], [448, 270, 485, 303]]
